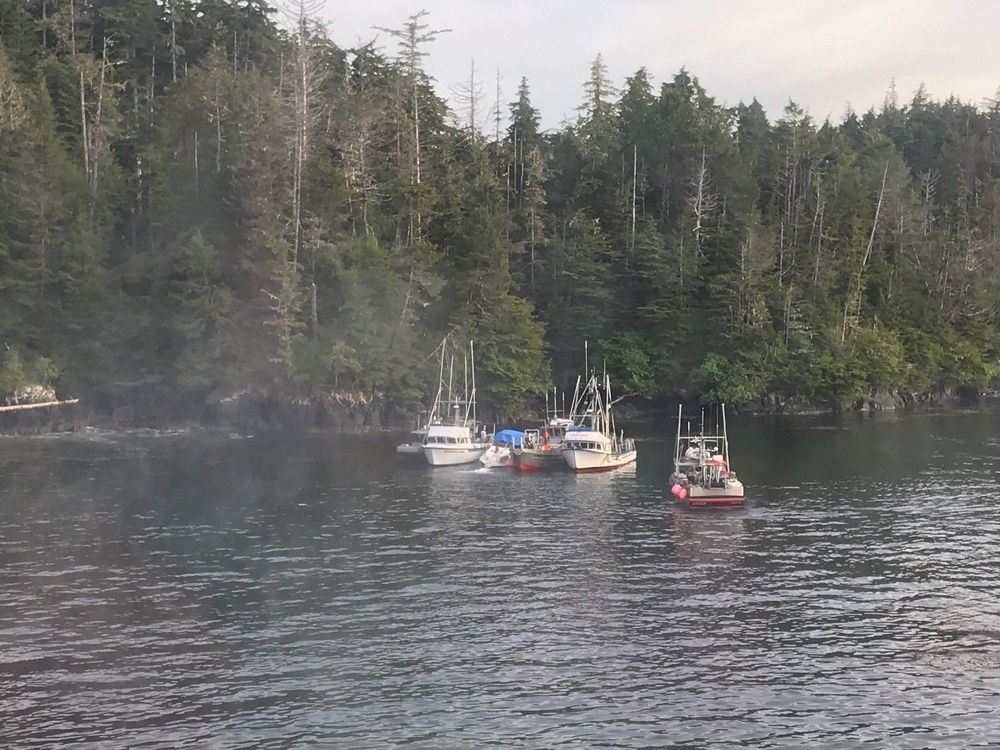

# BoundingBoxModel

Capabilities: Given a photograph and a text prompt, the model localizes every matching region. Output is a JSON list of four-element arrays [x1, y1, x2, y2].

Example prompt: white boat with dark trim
[[669, 404, 744, 509], [421, 341, 490, 467], [560, 373, 636, 473]]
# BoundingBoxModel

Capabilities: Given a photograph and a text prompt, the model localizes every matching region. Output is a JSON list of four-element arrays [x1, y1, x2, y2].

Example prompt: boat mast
[[721, 403, 729, 466], [431, 340, 446, 422], [463, 349, 469, 427], [605, 372, 613, 444], [447, 354, 455, 423], [470, 340, 477, 428]]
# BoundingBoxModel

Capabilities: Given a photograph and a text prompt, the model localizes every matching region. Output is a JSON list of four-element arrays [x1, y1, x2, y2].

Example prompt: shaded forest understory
[[2, 1, 1000, 430]]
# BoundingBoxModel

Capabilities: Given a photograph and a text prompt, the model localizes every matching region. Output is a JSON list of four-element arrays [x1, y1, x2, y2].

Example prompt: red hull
[[517, 463, 547, 473]]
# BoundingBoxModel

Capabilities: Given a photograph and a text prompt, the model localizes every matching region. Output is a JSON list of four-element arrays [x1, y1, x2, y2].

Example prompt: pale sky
[[316, 0, 1000, 130]]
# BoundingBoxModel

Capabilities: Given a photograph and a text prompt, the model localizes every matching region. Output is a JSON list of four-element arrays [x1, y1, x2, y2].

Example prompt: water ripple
[[2, 423, 1000, 747]]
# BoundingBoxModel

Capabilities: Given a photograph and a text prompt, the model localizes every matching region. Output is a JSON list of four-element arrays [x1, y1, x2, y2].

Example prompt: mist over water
[[2, 408, 1000, 748]]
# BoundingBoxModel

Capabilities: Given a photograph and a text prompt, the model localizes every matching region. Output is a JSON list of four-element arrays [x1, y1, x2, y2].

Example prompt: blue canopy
[[493, 429, 526, 446]]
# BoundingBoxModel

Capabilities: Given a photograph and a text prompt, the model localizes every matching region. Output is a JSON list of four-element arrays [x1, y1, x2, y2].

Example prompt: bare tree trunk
[[79, 67, 89, 179], [169, 0, 178, 83], [843, 162, 888, 341], [630, 144, 637, 258], [194, 129, 199, 196], [688, 147, 718, 262]]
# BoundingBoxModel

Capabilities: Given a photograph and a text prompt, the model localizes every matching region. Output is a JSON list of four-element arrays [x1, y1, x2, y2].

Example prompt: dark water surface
[[2, 407, 1000, 748]]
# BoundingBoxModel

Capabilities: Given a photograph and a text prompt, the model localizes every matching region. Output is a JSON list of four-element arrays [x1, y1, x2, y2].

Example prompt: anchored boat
[[479, 429, 526, 468], [512, 388, 573, 472], [560, 373, 636, 473], [420, 340, 490, 467]]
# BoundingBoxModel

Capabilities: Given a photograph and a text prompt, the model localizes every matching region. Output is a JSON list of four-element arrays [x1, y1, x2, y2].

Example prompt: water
[[2, 408, 1000, 748]]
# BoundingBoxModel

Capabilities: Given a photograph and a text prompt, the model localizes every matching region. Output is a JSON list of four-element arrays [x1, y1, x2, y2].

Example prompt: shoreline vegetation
[[1, 3, 999, 430], [0, 385, 988, 437]]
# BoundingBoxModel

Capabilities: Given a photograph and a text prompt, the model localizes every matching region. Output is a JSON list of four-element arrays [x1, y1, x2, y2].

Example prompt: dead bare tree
[[449, 57, 486, 143], [375, 10, 450, 239], [842, 162, 888, 341], [688, 147, 719, 262], [276, 0, 327, 336]]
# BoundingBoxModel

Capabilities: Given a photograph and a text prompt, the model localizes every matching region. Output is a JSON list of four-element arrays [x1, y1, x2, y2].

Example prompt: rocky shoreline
[[0, 384, 988, 436]]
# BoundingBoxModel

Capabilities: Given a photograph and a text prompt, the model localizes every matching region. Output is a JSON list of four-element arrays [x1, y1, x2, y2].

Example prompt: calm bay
[[2, 406, 1000, 748]]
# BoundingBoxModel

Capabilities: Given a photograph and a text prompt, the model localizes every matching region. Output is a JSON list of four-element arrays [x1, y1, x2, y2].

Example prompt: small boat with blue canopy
[[479, 429, 526, 468]]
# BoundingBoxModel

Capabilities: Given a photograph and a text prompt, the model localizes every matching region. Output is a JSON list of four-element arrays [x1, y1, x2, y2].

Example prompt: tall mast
[[447, 354, 454, 420], [470, 340, 477, 427]]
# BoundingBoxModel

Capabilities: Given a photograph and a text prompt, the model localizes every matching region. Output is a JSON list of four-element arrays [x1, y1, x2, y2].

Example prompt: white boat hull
[[422, 444, 489, 466], [479, 445, 512, 468], [562, 447, 637, 472]]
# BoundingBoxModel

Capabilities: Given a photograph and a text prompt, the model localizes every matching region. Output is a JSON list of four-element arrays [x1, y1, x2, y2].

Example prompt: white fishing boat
[[669, 404, 744, 510], [420, 340, 490, 467], [560, 373, 636, 472]]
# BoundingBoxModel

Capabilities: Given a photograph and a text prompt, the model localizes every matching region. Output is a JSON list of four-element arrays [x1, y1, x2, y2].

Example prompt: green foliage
[[598, 332, 656, 397], [474, 294, 549, 413], [0, 347, 58, 394], [2, 1, 1000, 420], [693, 352, 762, 405]]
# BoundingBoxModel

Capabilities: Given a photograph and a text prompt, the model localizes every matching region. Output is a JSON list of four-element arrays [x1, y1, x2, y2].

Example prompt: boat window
[[446, 437, 457, 444]]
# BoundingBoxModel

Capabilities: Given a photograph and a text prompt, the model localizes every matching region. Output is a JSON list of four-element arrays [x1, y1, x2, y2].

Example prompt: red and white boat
[[669, 404, 744, 509], [512, 389, 574, 472]]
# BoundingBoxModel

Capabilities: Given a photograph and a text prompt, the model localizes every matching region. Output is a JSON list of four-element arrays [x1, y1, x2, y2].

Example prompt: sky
[[315, 0, 1000, 131]]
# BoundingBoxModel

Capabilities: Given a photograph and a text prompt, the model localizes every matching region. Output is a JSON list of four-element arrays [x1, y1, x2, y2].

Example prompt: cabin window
[[447, 437, 457, 444]]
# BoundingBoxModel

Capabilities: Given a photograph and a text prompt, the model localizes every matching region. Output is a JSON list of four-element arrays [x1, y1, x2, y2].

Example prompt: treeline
[[0, 1, 998, 418]]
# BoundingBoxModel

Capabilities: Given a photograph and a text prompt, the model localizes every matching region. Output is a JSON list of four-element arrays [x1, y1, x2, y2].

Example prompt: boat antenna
[[700, 408, 706, 466], [584, 340, 589, 376], [674, 404, 683, 465]]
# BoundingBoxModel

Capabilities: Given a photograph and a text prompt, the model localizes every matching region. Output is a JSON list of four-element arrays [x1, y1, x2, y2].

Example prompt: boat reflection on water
[[670, 508, 746, 567]]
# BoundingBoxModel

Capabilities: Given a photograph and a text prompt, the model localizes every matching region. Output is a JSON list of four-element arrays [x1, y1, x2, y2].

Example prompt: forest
[[1, 0, 999, 423]]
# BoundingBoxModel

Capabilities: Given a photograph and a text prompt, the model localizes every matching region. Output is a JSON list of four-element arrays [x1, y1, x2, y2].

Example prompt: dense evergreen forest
[[1, 1, 999, 423]]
